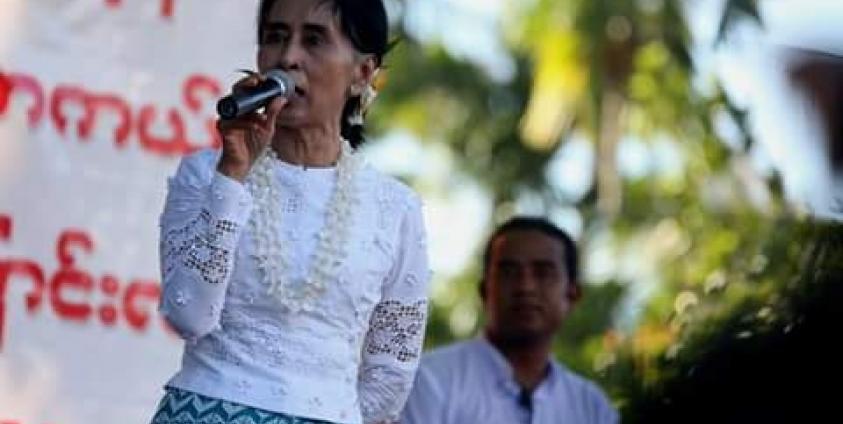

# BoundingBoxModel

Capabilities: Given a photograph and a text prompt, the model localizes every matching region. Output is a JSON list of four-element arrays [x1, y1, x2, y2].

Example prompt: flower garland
[[245, 139, 362, 313]]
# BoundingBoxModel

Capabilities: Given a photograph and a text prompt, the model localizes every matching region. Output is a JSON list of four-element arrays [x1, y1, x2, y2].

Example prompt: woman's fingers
[[264, 96, 287, 130], [215, 71, 286, 181], [232, 73, 262, 95]]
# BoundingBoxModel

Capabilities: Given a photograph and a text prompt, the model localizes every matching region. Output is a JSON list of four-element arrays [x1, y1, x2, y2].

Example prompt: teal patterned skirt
[[151, 387, 337, 424]]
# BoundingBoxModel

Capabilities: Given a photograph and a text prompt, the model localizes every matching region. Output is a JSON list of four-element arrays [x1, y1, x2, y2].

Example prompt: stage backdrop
[[0, 1, 261, 422]]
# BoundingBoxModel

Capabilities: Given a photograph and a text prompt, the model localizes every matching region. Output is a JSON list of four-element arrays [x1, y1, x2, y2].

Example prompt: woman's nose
[[278, 38, 304, 71]]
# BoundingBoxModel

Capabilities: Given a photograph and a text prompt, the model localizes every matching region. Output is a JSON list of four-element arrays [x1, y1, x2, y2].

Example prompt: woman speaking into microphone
[[149, 0, 431, 423]]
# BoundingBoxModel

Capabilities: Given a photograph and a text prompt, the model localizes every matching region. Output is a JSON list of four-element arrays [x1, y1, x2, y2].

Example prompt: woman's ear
[[352, 54, 378, 92], [566, 282, 582, 303]]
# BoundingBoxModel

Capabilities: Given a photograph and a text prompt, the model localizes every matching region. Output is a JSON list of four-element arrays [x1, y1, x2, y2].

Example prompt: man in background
[[401, 217, 618, 424]]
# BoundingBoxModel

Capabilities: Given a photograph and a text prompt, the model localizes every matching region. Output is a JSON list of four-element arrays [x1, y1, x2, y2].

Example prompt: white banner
[[0, 1, 261, 422]]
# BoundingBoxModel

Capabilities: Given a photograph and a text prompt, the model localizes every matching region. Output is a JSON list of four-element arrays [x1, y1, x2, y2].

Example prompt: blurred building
[[788, 48, 843, 173]]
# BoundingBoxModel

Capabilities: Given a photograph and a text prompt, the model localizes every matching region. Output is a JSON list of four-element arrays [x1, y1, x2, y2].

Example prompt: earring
[[361, 85, 377, 110], [347, 83, 378, 126], [348, 107, 364, 126]]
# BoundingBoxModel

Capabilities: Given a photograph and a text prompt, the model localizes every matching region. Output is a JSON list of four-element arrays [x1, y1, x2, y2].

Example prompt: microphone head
[[216, 97, 239, 120], [265, 69, 295, 96]]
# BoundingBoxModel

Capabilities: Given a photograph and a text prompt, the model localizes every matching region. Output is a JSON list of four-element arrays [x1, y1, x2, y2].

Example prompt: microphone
[[216, 69, 295, 120]]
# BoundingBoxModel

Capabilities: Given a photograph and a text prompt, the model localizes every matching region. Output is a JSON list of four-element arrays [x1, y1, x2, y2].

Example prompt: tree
[[367, 1, 839, 418]]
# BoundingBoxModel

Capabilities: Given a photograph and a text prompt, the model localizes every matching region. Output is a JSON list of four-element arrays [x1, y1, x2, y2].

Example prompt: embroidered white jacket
[[158, 149, 430, 424]]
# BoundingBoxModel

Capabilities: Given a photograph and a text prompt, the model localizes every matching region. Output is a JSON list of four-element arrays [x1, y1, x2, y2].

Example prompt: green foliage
[[615, 221, 843, 422], [372, 1, 830, 419]]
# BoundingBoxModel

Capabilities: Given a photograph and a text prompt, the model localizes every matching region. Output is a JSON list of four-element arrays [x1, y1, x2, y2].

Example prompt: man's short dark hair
[[482, 216, 579, 287]]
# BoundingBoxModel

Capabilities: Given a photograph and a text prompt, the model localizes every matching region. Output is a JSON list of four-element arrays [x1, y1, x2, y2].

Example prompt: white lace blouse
[[157, 149, 431, 424]]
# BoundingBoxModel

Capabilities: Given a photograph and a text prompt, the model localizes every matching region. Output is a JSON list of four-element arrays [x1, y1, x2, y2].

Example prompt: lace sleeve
[[358, 194, 431, 424], [158, 150, 253, 343]]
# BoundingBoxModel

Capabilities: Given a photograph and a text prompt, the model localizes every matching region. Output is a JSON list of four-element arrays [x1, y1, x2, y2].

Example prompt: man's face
[[484, 230, 574, 345]]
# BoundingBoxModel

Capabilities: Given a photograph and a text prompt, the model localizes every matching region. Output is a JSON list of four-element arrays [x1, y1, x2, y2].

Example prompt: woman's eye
[[304, 34, 324, 46], [261, 31, 285, 45]]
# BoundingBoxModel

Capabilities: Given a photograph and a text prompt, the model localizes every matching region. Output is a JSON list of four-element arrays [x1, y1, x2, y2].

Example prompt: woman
[[150, 0, 430, 423]]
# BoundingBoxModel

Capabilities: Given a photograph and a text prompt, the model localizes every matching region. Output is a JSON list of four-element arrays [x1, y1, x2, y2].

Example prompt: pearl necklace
[[245, 139, 361, 313]]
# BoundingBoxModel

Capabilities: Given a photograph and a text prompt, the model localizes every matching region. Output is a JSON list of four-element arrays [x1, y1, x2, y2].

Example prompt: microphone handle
[[217, 83, 284, 120]]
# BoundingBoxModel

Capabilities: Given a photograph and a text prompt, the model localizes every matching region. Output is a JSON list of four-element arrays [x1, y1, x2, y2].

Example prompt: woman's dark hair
[[257, 0, 389, 148]]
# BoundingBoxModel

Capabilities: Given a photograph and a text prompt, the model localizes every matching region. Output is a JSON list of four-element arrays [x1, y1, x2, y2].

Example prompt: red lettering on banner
[[161, 0, 177, 19], [184, 74, 223, 151], [0, 215, 47, 350], [183, 75, 222, 149], [81, 93, 134, 147], [50, 85, 87, 137], [0, 72, 10, 114], [51, 86, 134, 145], [0, 421, 55, 424], [0, 70, 223, 157], [0, 72, 46, 128], [123, 280, 162, 332], [137, 74, 223, 155], [0, 215, 173, 351], [51, 86, 134, 146], [99, 274, 120, 326], [138, 105, 192, 156], [184, 74, 222, 112], [49, 231, 95, 323], [104, 0, 177, 20], [0, 215, 9, 240]]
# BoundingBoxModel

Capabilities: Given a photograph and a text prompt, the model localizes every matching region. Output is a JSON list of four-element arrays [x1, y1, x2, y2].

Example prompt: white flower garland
[[245, 139, 361, 313]]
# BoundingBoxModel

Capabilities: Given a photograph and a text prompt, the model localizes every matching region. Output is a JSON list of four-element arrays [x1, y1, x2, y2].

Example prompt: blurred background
[[2, 0, 842, 422], [365, 0, 843, 421]]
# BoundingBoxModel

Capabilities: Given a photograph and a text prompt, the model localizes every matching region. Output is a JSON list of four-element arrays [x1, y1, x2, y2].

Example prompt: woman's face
[[257, 0, 374, 130]]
